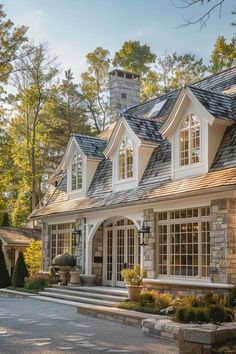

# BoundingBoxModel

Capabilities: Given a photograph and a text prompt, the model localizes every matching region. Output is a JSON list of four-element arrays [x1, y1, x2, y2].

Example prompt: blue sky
[[2, 0, 235, 80]]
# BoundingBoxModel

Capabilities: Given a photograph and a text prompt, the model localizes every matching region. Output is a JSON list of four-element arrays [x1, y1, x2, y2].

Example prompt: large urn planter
[[127, 285, 143, 302], [59, 270, 70, 286], [69, 269, 81, 285]]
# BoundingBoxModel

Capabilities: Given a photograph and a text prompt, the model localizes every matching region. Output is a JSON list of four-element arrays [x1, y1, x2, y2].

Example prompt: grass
[[114, 301, 162, 314]]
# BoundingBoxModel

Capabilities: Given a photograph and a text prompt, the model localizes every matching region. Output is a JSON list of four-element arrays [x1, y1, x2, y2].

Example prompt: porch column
[[84, 224, 93, 275], [143, 208, 156, 278], [42, 222, 50, 271]]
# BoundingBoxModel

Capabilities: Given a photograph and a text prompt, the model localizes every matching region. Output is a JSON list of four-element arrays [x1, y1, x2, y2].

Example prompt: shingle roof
[[0, 227, 41, 245], [73, 134, 107, 159], [124, 115, 163, 144], [188, 86, 235, 120]]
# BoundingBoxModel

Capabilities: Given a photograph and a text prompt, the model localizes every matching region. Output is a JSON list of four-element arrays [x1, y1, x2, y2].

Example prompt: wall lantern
[[72, 227, 82, 247], [138, 221, 150, 247]]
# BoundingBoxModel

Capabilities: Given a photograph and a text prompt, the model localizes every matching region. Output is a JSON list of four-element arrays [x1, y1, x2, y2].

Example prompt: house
[[31, 67, 236, 294], [0, 227, 41, 276]]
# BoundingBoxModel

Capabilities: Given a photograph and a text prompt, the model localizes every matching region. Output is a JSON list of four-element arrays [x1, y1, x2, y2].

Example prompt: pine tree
[[1, 212, 10, 227], [0, 241, 11, 288], [11, 251, 28, 288]]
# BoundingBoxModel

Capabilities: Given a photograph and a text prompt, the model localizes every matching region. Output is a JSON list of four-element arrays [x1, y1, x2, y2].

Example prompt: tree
[[24, 240, 42, 276], [113, 40, 156, 75], [0, 241, 11, 287], [10, 43, 59, 212], [1, 212, 10, 227], [141, 52, 207, 100], [11, 251, 28, 288], [80, 47, 110, 132], [0, 4, 28, 92], [210, 35, 236, 73]]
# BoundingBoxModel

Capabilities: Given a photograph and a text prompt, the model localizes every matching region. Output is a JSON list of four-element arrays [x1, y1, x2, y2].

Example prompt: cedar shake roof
[[0, 227, 41, 245], [31, 67, 236, 218]]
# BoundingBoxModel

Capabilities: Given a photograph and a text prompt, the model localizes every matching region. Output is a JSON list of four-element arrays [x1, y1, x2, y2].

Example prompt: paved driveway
[[0, 297, 178, 354]]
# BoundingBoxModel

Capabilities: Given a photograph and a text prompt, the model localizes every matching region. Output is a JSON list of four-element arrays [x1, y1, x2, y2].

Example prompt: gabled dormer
[[56, 134, 106, 199], [160, 86, 234, 180], [104, 115, 162, 192]]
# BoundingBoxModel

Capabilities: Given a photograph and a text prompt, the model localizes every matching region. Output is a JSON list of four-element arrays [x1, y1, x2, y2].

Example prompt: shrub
[[184, 307, 196, 323], [176, 306, 188, 322], [24, 274, 51, 290], [0, 241, 11, 288], [139, 291, 156, 307], [229, 285, 236, 307], [11, 252, 29, 288], [24, 240, 42, 276], [155, 292, 172, 310], [209, 304, 229, 323], [194, 307, 210, 323]]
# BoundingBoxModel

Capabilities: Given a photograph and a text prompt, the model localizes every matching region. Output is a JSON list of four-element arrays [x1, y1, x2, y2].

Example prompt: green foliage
[[115, 301, 161, 314], [24, 240, 42, 276], [24, 274, 51, 291], [229, 285, 236, 307], [1, 212, 10, 226], [176, 306, 188, 322], [11, 252, 28, 288], [113, 40, 156, 75], [209, 304, 231, 323], [0, 242, 11, 288], [139, 291, 156, 307], [176, 304, 233, 324], [210, 35, 236, 74], [121, 264, 147, 286]]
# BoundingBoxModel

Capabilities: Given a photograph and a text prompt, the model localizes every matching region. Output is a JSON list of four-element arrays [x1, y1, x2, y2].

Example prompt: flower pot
[[69, 270, 81, 285], [127, 285, 143, 302], [59, 270, 69, 286]]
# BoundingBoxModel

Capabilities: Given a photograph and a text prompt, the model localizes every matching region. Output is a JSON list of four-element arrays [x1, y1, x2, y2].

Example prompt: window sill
[[143, 278, 234, 290]]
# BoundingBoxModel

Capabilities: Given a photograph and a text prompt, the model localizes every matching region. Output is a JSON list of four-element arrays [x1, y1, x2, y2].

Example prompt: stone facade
[[92, 225, 103, 285], [143, 208, 156, 279], [210, 198, 236, 284], [42, 222, 50, 271]]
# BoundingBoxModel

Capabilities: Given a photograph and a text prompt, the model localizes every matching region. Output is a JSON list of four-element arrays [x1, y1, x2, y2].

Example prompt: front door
[[103, 219, 139, 287]]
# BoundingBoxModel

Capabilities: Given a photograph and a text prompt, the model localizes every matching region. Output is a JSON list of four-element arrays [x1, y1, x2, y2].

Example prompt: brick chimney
[[109, 69, 140, 122]]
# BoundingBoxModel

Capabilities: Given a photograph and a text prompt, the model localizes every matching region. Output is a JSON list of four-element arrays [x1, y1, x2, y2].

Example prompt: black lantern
[[138, 221, 150, 247], [72, 227, 82, 247]]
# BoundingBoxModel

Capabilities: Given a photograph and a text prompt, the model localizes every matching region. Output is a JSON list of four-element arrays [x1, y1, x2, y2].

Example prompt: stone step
[[52, 285, 128, 298], [39, 291, 117, 307], [44, 287, 127, 303]]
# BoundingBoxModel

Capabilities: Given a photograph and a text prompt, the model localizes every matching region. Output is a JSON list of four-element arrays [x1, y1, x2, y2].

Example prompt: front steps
[[39, 285, 128, 307]]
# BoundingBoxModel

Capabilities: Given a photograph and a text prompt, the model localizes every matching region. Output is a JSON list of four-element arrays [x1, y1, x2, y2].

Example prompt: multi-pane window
[[180, 114, 200, 167], [118, 137, 133, 180], [71, 153, 82, 191], [49, 223, 76, 262], [158, 207, 210, 278]]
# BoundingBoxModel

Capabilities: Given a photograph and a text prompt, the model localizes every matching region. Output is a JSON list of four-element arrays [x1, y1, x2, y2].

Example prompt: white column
[[84, 224, 93, 275]]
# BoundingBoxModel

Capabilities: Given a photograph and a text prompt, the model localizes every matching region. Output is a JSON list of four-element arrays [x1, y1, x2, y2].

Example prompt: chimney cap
[[109, 68, 140, 80]]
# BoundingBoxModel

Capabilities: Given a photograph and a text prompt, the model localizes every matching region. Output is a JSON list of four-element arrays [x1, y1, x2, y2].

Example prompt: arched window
[[180, 114, 200, 167], [118, 137, 133, 180], [71, 153, 82, 190]]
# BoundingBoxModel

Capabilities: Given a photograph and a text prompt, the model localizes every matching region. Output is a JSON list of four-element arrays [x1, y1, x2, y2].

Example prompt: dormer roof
[[73, 134, 107, 160]]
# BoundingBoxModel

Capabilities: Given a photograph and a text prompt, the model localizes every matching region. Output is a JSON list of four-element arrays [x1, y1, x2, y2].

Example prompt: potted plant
[[52, 253, 76, 286], [121, 264, 147, 302]]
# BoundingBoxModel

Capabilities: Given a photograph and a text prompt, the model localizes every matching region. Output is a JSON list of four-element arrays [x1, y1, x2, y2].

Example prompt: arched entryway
[[100, 217, 139, 287]]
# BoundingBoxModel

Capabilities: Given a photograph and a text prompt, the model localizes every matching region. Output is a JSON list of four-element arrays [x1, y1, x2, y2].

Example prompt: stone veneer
[[210, 198, 236, 285], [42, 222, 50, 271], [92, 225, 103, 285], [143, 208, 156, 279]]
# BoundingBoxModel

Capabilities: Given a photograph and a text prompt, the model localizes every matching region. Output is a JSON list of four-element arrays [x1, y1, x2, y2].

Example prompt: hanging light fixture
[[138, 221, 150, 247], [72, 227, 82, 247]]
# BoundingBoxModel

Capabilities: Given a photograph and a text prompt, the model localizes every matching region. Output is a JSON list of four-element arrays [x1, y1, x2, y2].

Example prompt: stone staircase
[[38, 285, 128, 307]]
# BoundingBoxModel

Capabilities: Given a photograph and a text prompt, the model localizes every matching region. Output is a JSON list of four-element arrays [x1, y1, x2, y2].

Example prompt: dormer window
[[118, 137, 133, 180], [71, 153, 82, 191], [180, 114, 200, 167]]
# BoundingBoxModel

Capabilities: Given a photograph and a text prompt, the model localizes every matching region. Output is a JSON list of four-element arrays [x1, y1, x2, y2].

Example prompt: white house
[[30, 67, 236, 294]]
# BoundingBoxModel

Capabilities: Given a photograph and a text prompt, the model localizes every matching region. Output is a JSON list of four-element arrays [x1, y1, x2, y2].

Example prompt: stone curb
[[0, 288, 37, 299]]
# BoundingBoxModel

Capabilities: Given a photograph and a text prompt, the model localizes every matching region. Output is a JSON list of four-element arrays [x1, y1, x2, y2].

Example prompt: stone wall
[[92, 225, 103, 285], [42, 222, 50, 271], [210, 198, 236, 284], [143, 208, 156, 278]]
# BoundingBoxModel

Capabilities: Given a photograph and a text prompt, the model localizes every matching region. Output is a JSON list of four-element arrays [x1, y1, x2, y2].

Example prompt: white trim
[[143, 278, 234, 290]]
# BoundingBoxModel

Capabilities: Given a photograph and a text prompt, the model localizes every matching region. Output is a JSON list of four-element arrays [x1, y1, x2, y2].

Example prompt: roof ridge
[[188, 84, 232, 99], [192, 66, 236, 86], [72, 133, 107, 141]]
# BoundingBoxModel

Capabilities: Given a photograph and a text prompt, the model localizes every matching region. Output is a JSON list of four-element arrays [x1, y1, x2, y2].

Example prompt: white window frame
[[179, 113, 201, 168], [71, 152, 83, 191], [118, 137, 134, 181], [157, 207, 210, 279], [49, 223, 76, 263]]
